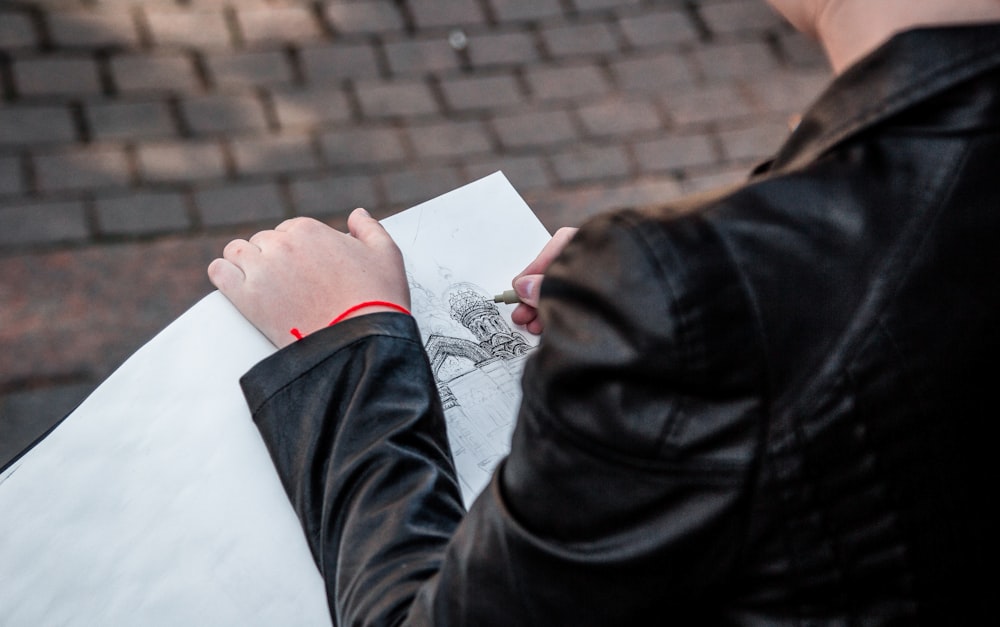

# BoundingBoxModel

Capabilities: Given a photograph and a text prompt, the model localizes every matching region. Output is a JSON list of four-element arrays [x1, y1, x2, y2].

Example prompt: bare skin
[[509, 227, 578, 335]]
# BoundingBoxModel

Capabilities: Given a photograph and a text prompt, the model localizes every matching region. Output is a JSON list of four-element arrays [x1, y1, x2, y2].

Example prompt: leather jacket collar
[[759, 23, 1000, 174]]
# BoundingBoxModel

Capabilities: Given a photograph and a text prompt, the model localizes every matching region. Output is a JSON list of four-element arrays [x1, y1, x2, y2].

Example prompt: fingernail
[[514, 276, 537, 301], [357, 207, 371, 218]]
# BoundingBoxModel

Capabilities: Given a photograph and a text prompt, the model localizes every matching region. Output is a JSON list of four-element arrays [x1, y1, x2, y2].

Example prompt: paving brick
[[231, 133, 319, 176], [634, 133, 717, 172], [541, 21, 619, 57], [270, 86, 352, 129], [324, 1, 405, 34], [300, 43, 380, 83], [181, 93, 269, 134], [493, 109, 578, 148], [692, 41, 779, 82], [409, 1, 486, 29], [466, 30, 539, 67], [552, 144, 630, 183], [383, 166, 463, 207], [407, 120, 493, 160], [618, 9, 698, 48], [33, 146, 132, 193], [0, 200, 89, 247], [320, 126, 407, 166], [488, 0, 564, 22], [572, 0, 644, 12], [0, 105, 76, 145], [384, 37, 461, 75], [290, 173, 378, 217], [355, 80, 438, 118], [205, 50, 294, 89], [699, 1, 784, 36], [138, 140, 227, 182], [0, 383, 94, 469], [47, 11, 139, 48], [0, 12, 37, 48], [682, 166, 750, 195], [745, 70, 829, 115], [87, 99, 177, 140], [112, 53, 200, 93], [577, 98, 662, 138], [14, 57, 103, 96], [144, 9, 233, 48], [611, 52, 694, 93], [0, 156, 24, 196], [236, 6, 324, 45], [440, 73, 523, 111], [526, 63, 610, 102], [95, 190, 191, 235], [662, 83, 755, 126], [195, 181, 287, 227], [778, 31, 828, 68], [465, 155, 551, 192], [717, 120, 789, 162]]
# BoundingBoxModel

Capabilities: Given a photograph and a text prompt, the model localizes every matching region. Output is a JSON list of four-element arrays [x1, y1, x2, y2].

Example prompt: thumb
[[513, 274, 542, 307], [347, 207, 391, 246]]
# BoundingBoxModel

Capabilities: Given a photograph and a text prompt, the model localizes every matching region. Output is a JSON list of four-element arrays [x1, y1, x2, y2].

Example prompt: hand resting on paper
[[207, 209, 410, 348], [509, 226, 578, 335]]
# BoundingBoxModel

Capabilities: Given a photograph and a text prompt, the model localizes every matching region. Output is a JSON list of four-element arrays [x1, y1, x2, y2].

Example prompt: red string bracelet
[[289, 300, 411, 340]]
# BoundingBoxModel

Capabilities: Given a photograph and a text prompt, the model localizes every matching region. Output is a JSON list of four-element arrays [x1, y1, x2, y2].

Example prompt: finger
[[222, 238, 262, 263], [248, 229, 277, 248], [513, 274, 542, 307], [347, 208, 393, 247], [526, 318, 544, 335], [515, 227, 579, 279], [207, 257, 245, 292], [274, 216, 315, 232], [510, 303, 538, 326]]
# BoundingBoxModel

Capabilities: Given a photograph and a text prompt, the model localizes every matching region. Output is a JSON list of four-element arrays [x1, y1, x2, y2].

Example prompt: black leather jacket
[[242, 25, 999, 626]]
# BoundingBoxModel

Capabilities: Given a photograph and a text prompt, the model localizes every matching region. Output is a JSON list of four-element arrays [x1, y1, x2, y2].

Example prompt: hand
[[509, 227, 578, 335], [207, 209, 409, 348]]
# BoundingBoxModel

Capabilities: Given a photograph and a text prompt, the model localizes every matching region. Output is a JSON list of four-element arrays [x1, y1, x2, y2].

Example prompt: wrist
[[289, 300, 411, 340]]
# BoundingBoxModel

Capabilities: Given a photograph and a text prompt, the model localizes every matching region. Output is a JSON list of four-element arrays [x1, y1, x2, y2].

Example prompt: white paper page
[[0, 172, 550, 625]]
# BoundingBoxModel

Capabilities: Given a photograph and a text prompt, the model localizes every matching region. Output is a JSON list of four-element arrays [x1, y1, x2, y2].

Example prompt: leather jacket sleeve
[[242, 209, 766, 626]]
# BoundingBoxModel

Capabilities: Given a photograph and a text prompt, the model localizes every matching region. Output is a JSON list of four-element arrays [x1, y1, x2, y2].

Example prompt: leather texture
[[242, 24, 1000, 626]]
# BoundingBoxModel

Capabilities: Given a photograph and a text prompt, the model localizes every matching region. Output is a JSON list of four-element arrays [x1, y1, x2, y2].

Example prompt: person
[[208, 0, 999, 623]]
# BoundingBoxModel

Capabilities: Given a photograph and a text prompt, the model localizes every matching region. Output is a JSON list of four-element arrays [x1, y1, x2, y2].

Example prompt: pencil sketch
[[408, 276, 534, 506]]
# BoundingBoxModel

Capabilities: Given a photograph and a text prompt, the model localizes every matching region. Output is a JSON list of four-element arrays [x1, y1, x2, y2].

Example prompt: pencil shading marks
[[408, 276, 534, 506]]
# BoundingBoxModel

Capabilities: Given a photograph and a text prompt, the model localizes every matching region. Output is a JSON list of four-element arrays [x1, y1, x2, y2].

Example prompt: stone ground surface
[[0, 0, 830, 466]]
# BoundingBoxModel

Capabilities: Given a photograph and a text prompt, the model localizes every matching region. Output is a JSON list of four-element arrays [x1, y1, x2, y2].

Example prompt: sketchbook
[[0, 172, 552, 626]]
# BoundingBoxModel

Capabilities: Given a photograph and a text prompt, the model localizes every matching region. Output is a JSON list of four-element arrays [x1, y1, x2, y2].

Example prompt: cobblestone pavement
[[0, 0, 830, 465]]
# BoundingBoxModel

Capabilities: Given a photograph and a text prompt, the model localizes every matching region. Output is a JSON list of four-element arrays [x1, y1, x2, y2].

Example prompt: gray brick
[[408, 120, 493, 159], [95, 191, 191, 235], [663, 83, 754, 125], [47, 11, 140, 47], [467, 30, 539, 67], [577, 98, 662, 137], [205, 50, 293, 89], [300, 43, 380, 83], [611, 52, 694, 93], [699, 1, 784, 36], [236, 7, 324, 44], [320, 126, 407, 166], [145, 9, 233, 48], [87, 100, 176, 140], [290, 174, 378, 217], [552, 144, 630, 183], [138, 141, 227, 182], [493, 109, 578, 148], [717, 121, 790, 162], [324, 1, 405, 34], [440, 73, 523, 111], [572, 0, 644, 11], [0, 156, 23, 196], [465, 155, 551, 192], [693, 41, 779, 82], [195, 182, 287, 227], [112, 53, 200, 93], [541, 22, 619, 57], [0, 106, 76, 145], [231, 134, 319, 176], [270, 87, 352, 129], [745, 71, 829, 115], [409, 1, 485, 29], [355, 80, 438, 118], [0, 12, 37, 48], [33, 147, 132, 193], [182, 93, 269, 135], [14, 57, 102, 96], [0, 200, 89, 247], [383, 166, 463, 207], [634, 133, 717, 172], [682, 166, 750, 195], [618, 10, 697, 48], [526, 64, 610, 102], [384, 37, 460, 75], [779, 31, 829, 68], [488, 0, 564, 22]]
